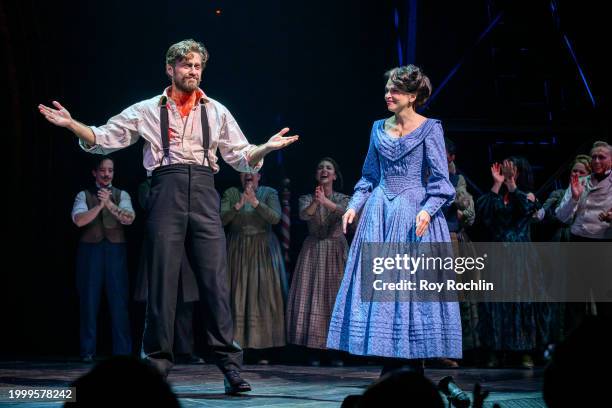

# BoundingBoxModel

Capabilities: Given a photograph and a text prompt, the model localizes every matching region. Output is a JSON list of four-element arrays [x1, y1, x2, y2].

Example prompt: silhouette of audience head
[[65, 356, 179, 407], [544, 316, 612, 407], [341, 368, 444, 407]]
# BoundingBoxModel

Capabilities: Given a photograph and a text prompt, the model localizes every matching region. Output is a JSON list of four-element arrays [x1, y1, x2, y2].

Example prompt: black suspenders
[[159, 96, 211, 167], [160, 96, 170, 161], [200, 99, 210, 158]]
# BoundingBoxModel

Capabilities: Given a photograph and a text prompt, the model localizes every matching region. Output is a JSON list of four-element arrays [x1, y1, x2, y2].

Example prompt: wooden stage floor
[[0, 360, 545, 407]]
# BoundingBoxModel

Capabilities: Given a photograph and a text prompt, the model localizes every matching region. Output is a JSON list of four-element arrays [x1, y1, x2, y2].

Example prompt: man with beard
[[39, 39, 298, 394], [71, 155, 135, 363]]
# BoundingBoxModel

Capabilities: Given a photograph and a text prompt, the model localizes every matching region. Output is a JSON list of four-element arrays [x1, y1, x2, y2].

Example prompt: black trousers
[[174, 290, 195, 356], [142, 164, 242, 373]]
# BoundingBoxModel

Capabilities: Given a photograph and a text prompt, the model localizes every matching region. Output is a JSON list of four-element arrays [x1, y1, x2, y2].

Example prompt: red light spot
[[215, 9, 222, 15]]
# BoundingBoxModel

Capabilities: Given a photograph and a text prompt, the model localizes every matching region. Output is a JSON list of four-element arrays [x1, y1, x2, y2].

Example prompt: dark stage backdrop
[[1, 0, 608, 356]]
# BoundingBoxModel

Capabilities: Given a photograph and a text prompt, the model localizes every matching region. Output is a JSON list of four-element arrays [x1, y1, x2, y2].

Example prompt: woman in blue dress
[[327, 65, 462, 374]]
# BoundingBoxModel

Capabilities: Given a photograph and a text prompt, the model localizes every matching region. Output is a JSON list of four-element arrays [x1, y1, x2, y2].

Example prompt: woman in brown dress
[[221, 172, 287, 362], [286, 157, 350, 365]]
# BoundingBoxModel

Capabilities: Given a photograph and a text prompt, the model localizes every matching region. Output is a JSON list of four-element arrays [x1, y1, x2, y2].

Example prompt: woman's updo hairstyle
[[385, 65, 432, 108]]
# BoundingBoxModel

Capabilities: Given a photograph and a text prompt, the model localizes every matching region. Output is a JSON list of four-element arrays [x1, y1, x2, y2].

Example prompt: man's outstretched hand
[[38, 101, 72, 128], [265, 128, 299, 151]]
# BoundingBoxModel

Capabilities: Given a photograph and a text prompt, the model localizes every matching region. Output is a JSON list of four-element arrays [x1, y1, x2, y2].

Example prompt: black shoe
[[224, 370, 251, 395], [144, 357, 173, 380]]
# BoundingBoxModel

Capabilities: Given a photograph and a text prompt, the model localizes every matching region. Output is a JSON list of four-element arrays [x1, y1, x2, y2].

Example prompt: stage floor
[[0, 360, 545, 407]]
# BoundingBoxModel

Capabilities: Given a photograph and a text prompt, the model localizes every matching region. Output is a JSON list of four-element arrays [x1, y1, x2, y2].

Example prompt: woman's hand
[[315, 186, 335, 210], [415, 210, 431, 237], [491, 162, 505, 184], [570, 174, 585, 201], [342, 209, 356, 234], [243, 185, 259, 207], [502, 160, 517, 191], [314, 186, 326, 204], [234, 193, 246, 211]]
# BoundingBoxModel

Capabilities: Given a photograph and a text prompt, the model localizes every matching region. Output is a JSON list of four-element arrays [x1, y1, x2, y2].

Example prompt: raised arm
[[247, 128, 299, 167], [555, 174, 585, 224], [39, 100, 142, 155], [218, 108, 298, 173], [39, 101, 96, 145]]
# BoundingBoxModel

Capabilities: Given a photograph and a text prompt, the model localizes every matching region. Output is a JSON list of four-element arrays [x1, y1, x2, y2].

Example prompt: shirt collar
[[159, 86, 208, 106]]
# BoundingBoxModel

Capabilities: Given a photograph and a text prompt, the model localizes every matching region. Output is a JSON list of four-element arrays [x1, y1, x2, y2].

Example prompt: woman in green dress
[[221, 172, 287, 362]]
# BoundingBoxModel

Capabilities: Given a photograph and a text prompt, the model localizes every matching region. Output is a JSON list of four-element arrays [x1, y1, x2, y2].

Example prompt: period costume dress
[[221, 186, 287, 349], [286, 192, 350, 349], [327, 119, 462, 359]]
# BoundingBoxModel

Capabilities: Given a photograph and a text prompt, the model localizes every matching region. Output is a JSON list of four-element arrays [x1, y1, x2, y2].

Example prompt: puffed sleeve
[[421, 121, 455, 216]]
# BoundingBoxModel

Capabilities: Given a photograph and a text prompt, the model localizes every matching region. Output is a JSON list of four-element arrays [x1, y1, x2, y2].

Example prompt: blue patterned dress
[[326, 118, 463, 359]]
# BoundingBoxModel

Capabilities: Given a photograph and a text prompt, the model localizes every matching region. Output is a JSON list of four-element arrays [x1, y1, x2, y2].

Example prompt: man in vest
[[39, 39, 298, 394], [71, 155, 135, 363]]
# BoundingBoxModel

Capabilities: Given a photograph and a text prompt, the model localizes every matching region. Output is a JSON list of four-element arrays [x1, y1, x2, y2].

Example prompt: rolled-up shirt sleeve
[[71, 191, 88, 223], [119, 190, 134, 211], [81, 103, 143, 154], [217, 108, 263, 173]]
